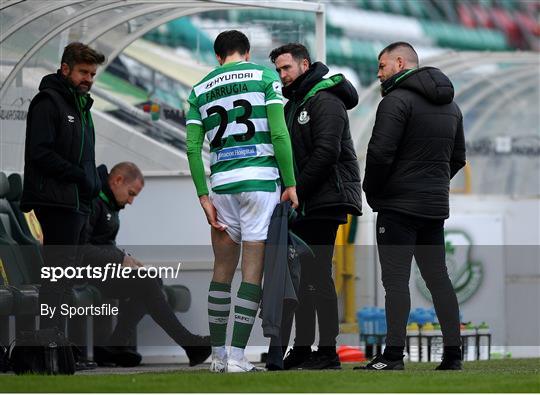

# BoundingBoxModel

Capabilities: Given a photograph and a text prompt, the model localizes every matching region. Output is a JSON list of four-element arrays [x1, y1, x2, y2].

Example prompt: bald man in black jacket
[[84, 162, 210, 367], [361, 42, 466, 371]]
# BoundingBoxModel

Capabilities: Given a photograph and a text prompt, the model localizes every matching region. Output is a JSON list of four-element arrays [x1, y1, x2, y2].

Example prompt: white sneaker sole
[[226, 362, 265, 373], [209, 360, 226, 373]]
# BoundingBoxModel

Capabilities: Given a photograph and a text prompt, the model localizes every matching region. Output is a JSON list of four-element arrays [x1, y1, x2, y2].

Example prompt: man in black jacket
[[84, 162, 211, 367], [269, 44, 362, 370], [361, 42, 466, 371], [21, 42, 105, 330]]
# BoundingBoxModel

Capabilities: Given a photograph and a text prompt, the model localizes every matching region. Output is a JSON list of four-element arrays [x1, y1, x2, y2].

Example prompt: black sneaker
[[436, 358, 462, 370], [94, 346, 142, 367], [75, 359, 98, 371], [354, 354, 404, 370], [72, 346, 97, 371], [184, 335, 211, 367], [283, 348, 312, 370], [296, 351, 341, 370]]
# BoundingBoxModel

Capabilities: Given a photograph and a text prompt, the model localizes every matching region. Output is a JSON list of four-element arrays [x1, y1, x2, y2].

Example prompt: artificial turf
[[1, 358, 539, 393]]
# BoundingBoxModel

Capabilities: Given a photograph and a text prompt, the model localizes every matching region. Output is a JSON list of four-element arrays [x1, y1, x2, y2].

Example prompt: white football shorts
[[210, 189, 280, 243]]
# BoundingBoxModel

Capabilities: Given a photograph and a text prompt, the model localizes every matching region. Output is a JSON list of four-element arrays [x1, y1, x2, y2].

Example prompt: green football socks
[[208, 281, 231, 347], [231, 282, 262, 349]]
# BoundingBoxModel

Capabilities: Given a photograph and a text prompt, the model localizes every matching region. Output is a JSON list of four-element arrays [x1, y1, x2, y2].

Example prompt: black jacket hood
[[324, 75, 359, 110], [39, 71, 74, 102], [382, 67, 454, 105], [283, 62, 358, 110], [283, 61, 329, 101]]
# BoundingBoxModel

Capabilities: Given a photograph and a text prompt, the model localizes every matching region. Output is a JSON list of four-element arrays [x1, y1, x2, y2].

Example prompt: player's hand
[[122, 254, 143, 268], [199, 195, 227, 231], [281, 186, 299, 209]]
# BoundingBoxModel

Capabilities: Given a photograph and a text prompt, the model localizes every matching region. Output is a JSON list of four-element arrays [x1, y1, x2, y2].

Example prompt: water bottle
[[357, 308, 369, 337], [358, 307, 376, 358], [477, 322, 491, 360], [373, 308, 386, 352], [461, 323, 477, 361], [367, 307, 378, 345], [426, 307, 438, 324], [406, 322, 420, 362], [416, 308, 431, 326], [420, 322, 434, 362], [431, 323, 444, 362], [372, 308, 380, 335], [408, 310, 415, 324], [378, 308, 387, 337], [408, 307, 421, 324]]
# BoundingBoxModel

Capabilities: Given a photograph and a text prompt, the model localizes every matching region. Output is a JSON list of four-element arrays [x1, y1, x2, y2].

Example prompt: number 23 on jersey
[[208, 100, 255, 150]]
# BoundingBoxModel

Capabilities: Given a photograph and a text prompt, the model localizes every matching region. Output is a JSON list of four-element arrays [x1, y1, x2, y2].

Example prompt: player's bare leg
[[208, 228, 240, 372], [227, 240, 266, 372]]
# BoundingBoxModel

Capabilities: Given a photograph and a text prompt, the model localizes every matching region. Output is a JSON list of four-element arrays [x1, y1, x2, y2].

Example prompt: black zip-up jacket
[[283, 62, 362, 221], [21, 70, 100, 214], [363, 67, 466, 219], [82, 165, 125, 267]]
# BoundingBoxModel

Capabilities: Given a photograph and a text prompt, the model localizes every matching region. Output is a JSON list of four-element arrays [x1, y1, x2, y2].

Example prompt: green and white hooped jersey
[[186, 61, 284, 194]]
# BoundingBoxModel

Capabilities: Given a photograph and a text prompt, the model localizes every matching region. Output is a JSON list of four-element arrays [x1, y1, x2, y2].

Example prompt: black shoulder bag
[[9, 328, 75, 375]]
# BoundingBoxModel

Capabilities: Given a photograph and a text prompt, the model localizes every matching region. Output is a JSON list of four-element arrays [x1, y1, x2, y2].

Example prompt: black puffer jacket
[[283, 62, 362, 220], [363, 67, 466, 219], [82, 165, 124, 267], [21, 71, 100, 214]]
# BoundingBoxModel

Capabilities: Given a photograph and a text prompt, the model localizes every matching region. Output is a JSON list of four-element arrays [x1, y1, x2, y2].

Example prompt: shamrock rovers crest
[[297, 109, 310, 124], [415, 230, 483, 304]]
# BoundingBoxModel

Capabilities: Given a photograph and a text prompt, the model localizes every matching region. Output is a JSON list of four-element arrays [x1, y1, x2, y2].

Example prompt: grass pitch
[[1, 358, 539, 393]]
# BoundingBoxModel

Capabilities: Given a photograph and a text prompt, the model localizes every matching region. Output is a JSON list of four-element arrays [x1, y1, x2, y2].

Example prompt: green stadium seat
[[144, 17, 214, 58], [421, 20, 509, 50], [387, 0, 408, 16], [479, 0, 495, 8], [354, 0, 370, 10], [365, 0, 389, 13], [497, 0, 517, 11], [404, 0, 432, 19]]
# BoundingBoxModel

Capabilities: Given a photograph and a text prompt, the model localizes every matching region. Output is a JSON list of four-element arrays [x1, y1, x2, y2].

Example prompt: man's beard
[[67, 75, 91, 94]]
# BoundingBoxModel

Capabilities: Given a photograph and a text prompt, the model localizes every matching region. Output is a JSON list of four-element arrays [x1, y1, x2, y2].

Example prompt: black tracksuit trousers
[[90, 275, 196, 348], [35, 207, 88, 330], [376, 210, 461, 352], [290, 220, 340, 353]]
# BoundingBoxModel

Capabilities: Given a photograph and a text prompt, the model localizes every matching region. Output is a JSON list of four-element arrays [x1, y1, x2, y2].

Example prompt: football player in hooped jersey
[[186, 30, 298, 373]]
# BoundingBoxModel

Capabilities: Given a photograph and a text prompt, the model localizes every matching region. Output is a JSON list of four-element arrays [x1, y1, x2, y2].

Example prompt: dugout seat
[[2, 172, 193, 356], [5, 173, 100, 357], [0, 173, 45, 284], [3, 173, 96, 304], [5, 173, 37, 243], [162, 284, 191, 312], [0, 172, 39, 333], [0, 173, 97, 352]]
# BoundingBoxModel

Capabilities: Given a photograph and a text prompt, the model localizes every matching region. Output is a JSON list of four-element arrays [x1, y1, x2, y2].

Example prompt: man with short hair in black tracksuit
[[21, 42, 105, 330], [269, 43, 362, 370], [83, 163, 210, 367], [360, 42, 466, 371]]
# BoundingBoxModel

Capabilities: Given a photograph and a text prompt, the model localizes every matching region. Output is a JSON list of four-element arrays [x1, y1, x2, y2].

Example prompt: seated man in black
[[84, 161, 211, 367]]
